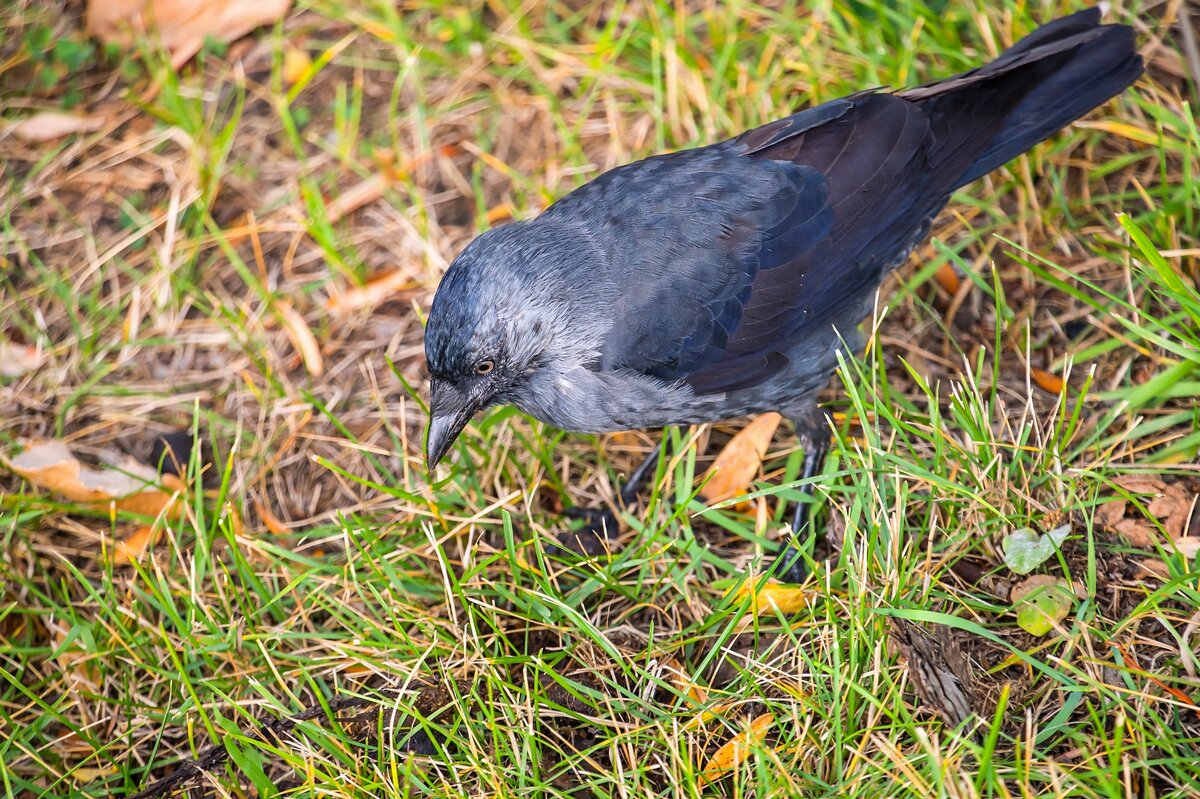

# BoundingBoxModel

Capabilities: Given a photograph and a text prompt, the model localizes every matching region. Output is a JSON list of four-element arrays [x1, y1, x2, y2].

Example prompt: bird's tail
[[900, 7, 1143, 190]]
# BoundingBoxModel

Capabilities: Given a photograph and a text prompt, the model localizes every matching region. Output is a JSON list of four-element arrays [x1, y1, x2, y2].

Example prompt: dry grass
[[2, 1, 1199, 797]]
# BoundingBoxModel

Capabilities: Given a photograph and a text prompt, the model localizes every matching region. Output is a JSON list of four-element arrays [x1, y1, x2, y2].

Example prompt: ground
[[2, 0, 1200, 797]]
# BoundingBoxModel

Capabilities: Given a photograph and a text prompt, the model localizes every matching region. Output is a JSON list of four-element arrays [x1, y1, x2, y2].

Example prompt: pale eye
[[474, 359, 495, 375]]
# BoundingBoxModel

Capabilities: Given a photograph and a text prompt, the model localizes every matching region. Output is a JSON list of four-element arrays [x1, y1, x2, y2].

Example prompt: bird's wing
[[543, 92, 948, 394]]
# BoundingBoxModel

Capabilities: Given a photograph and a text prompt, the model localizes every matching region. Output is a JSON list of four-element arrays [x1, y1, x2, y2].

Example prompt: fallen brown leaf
[[698, 712, 775, 786], [699, 412, 781, 505], [325, 173, 387, 224], [1010, 573, 1061, 603], [1030, 367, 1065, 394], [0, 337, 46, 377], [325, 269, 415, 315], [1104, 475, 1195, 545], [7, 111, 104, 142], [86, 0, 292, 67], [3, 440, 183, 519]]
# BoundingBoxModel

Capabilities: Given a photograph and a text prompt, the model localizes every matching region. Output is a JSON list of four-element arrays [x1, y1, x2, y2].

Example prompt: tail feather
[[901, 8, 1143, 189]]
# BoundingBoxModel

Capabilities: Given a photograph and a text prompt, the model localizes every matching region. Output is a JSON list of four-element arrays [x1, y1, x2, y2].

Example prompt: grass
[[1, 0, 1199, 797]]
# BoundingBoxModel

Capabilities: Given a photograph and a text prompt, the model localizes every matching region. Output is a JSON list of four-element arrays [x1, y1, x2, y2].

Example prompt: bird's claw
[[549, 506, 620, 557]]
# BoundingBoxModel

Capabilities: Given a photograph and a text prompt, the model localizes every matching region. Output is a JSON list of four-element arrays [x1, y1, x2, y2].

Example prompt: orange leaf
[[4, 440, 183, 519], [485, 203, 514, 224], [113, 524, 164, 564], [325, 270, 415, 315], [1030, 368, 1064, 394], [254, 499, 289, 535], [661, 657, 706, 705], [699, 413, 781, 504], [698, 713, 775, 786], [934, 263, 960, 294]]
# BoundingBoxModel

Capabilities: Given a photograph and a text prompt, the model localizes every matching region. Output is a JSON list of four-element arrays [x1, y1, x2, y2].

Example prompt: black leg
[[770, 437, 828, 584], [555, 438, 664, 556]]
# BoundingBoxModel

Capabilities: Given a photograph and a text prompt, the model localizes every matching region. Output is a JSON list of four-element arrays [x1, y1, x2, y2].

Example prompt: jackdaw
[[423, 7, 1142, 582]]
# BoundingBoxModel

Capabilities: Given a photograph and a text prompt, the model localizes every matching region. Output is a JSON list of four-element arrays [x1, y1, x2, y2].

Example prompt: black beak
[[426, 378, 482, 469]]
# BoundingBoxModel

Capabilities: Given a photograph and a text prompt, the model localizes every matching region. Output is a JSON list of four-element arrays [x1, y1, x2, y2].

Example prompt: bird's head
[[423, 222, 586, 468]]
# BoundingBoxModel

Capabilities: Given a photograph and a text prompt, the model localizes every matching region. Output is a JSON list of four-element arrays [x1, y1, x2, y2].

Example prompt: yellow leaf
[[698, 712, 775, 786], [699, 413, 781, 504], [729, 579, 812, 614], [282, 46, 311, 85]]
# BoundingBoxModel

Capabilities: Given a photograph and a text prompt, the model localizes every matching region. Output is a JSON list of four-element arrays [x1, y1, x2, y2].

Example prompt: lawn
[[2, 1, 1199, 797]]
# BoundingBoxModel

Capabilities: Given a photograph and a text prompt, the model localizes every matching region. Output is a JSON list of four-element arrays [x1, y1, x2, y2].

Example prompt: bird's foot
[[549, 505, 621, 557]]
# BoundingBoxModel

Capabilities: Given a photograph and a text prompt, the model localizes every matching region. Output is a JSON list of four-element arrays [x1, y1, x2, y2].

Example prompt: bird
[[422, 7, 1142, 582]]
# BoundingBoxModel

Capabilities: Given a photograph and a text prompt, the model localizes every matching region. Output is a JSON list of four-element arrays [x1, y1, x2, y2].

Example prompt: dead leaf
[[325, 270, 415, 315], [1115, 517, 1158, 548], [485, 203, 514, 224], [1172, 537, 1200, 560], [86, 0, 292, 68], [47, 618, 98, 692], [1030, 367, 1065, 394], [1010, 574, 1061, 603], [1011, 576, 1075, 636], [1139, 558, 1169, 579], [729, 579, 811, 615], [254, 499, 288, 535], [0, 337, 45, 377], [934, 263, 960, 294], [281, 45, 311, 85], [698, 712, 775, 786], [3, 440, 183, 518], [1105, 476, 1195, 546], [1094, 498, 1126, 529], [7, 111, 104, 142], [276, 302, 324, 376], [326, 173, 387, 224], [699, 413, 782, 505], [113, 524, 164, 564], [661, 657, 706, 705]]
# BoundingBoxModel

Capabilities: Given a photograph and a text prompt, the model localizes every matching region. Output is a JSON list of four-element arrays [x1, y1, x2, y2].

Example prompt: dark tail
[[901, 7, 1143, 190]]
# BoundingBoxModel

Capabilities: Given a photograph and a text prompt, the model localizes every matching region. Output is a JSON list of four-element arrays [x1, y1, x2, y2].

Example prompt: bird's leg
[[771, 412, 830, 584], [556, 438, 664, 556]]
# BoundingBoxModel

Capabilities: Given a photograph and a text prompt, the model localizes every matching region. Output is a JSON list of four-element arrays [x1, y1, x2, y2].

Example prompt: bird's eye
[[474, 359, 495, 375]]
